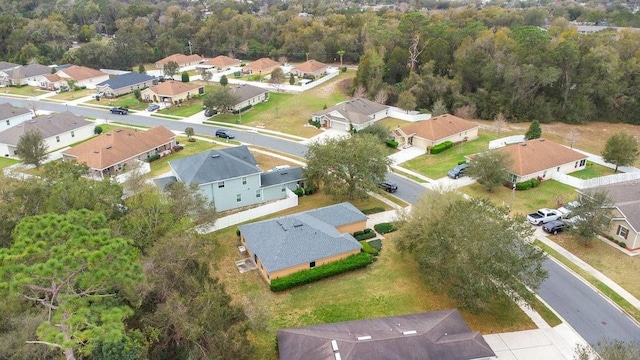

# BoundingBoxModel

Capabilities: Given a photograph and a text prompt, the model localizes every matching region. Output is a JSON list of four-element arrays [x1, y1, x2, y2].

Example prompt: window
[[71, 131, 75, 138], [5, 120, 9, 126], [282, 185, 286, 192], [242, 177, 247, 185], [580, 159, 586, 166], [256, 190, 261, 198], [56, 136, 60, 143], [236, 194, 241, 202], [310, 261, 316, 268], [617, 225, 629, 239], [556, 167, 560, 172], [542, 170, 547, 178], [218, 181, 225, 188]]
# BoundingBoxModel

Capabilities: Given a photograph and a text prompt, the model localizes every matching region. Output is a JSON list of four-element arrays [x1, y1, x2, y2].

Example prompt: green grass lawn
[[401, 133, 500, 179], [90, 94, 148, 111], [50, 88, 94, 101], [158, 98, 205, 117], [460, 180, 578, 216], [0, 85, 45, 96], [146, 137, 218, 178], [570, 161, 616, 179], [0, 157, 19, 169]]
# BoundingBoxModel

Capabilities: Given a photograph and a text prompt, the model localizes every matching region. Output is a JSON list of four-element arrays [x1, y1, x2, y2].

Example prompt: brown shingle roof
[[293, 59, 328, 73], [145, 81, 202, 96], [399, 114, 479, 142], [202, 55, 241, 67], [245, 58, 280, 71], [58, 65, 105, 81], [62, 126, 175, 170], [156, 53, 203, 66], [495, 138, 588, 177]]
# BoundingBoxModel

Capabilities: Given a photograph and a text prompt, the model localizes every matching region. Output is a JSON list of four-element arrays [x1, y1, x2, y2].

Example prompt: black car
[[215, 129, 235, 139], [542, 220, 571, 235], [447, 163, 469, 179], [110, 107, 128, 115], [378, 181, 398, 193], [204, 108, 218, 117]]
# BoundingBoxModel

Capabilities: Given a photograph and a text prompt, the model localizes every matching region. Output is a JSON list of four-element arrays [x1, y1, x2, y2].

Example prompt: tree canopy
[[203, 86, 240, 114], [601, 131, 639, 172], [571, 190, 613, 246], [466, 150, 512, 192], [16, 129, 47, 168], [525, 120, 542, 140]]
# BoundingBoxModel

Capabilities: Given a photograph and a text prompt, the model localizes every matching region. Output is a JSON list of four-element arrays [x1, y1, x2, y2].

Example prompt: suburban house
[[1, 64, 51, 87], [491, 138, 588, 183], [393, 114, 480, 150], [579, 180, 640, 250], [41, 65, 109, 90], [140, 81, 204, 105], [62, 126, 176, 178], [230, 84, 268, 112], [311, 97, 389, 132], [198, 55, 241, 70], [96, 72, 158, 98], [0, 103, 33, 132], [277, 309, 496, 360], [0, 61, 21, 86], [238, 202, 366, 283], [243, 57, 281, 75], [0, 111, 94, 157], [165, 146, 303, 212], [292, 59, 329, 78], [154, 53, 203, 69]]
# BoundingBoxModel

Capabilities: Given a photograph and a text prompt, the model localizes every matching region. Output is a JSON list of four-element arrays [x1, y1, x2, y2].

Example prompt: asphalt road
[[5, 97, 640, 349]]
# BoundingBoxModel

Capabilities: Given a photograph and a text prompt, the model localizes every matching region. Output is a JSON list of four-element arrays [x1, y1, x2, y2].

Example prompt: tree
[[270, 67, 285, 86], [337, 50, 345, 66], [138, 64, 146, 74], [525, 120, 542, 140], [163, 61, 179, 78], [0, 210, 143, 359], [203, 86, 240, 114], [431, 99, 448, 116], [181, 71, 190, 82], [493, 112, 508, 134], [601, 131, 639, 172], [289, 73, 295, 85], [565, 128, 580, 149], [574, 339, 640, 360], [200, 68, 212, 84], [374, 89, 388, 105], [185, 127, 194, 140], [304, 134, 391, 200], [16, 129, 47, 168], [466, 150, 512, 192], [355, 123, 391, 143], [397, 90, 417, 113], [94, 126, 103, 134], [396, 192, 547, 312], [571, 190, 613, 246], [219, 74, 228, 86]]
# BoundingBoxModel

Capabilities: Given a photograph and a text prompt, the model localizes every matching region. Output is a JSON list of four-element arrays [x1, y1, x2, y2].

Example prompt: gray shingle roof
[[234, 84, 268, 103], [0, 62, 20, 71], [582, 180, 640, 231], [169, 145, 261, 185], [0, 111, 92, 145], [260, 167, 303, 187], [239, 202, 366, 273], [277, 309, 496, 360], [0, 103, 31, 121], [6, 64, 51, 78], [96, 72, 157, 90], [314, 98, 388, 125]]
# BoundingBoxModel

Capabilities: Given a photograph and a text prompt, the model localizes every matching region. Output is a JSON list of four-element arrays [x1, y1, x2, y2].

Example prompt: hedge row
[[146, 154, 161, 162], [362, 207, 385, 215], [430, 141, 453, 154], [293, 185, 318, 197], [353, 228, 373, 237], [374, 222, 396, 234], [515, 178, 540, 191], [270, 253, 372, 292], [359, 240, 379, 255], [385, 139, 399, 149], [354, 231, 376, 241]]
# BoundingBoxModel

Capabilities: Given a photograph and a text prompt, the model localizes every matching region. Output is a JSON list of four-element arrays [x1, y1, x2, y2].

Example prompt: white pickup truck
[[527, 208, 563, 225]]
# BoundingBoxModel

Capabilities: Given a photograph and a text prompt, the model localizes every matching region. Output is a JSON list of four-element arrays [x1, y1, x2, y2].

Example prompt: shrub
[[368, 239, 382, 251], [270, 253, 372, 292], [94, 126, 103, 134], [293, 188, 304, 197], [354, 231, 376, 241], [374, 222, 396, 234], [359, 240, 379, 255], [308, 118, 321, 128], [236, 228, 240, 237], [362, 207, 385, 215], [146, 154, 161, 162], [430, 141, 454, 154], [385, 139, 398, 149], [515, 178, 540, 190], [353, 228, 373, 237], [342, 66, 347, 72], [619, 242, 627, 248], [233, 104, 252, 114], [457, 160, 467, 165], [303, 185, 317, 195]]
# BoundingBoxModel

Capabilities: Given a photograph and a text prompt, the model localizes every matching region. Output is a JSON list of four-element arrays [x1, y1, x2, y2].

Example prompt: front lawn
[[50, 88, 94, 101], [460, 180, 578, 216], [401, 133, 500, 179], [158, 98, 205, 117], [570, 161, 616, 179], [0, 85, 45, 97], [0, 157, 19, 169], [89, 93, 148, 111]]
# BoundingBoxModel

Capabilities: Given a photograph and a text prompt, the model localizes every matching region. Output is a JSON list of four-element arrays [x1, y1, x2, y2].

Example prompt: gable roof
[[398, 114, 479, 142], [44, 73, 62, 83], [277, 309, 495, 360], [260, 167, 303, 187], [62, 126, 175, 170], [156, 53, 202, 66], [0, 61, 20, 71], [0, 111, 92, 145], [315, 98, 388, 125], [238, 202, 365, 273], [202, 55, 241, 67], [495, 138, 588, 177], [0, 103, 31, 121], [6, 64, 51, 79], [293, 59, 328, 73], [144, 81, 202, 96], [245, 57, 280, 71], [97, 72, 157, 89], [58, 65, 106, 81], [581, 180, 640, 232], [169, 146, 261, 185], [234, 83, 268, 103]]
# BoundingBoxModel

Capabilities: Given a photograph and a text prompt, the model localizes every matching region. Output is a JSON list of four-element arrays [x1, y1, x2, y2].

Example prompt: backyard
[[570, 161, 617, 179]]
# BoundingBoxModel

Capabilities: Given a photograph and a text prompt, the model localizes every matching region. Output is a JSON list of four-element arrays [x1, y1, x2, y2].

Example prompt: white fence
[[552, 171, 640, 189], [197, 188, 299, 233], [387, 107, 431, 122], [114, 160, 151, 184], [489, 135, 526, 150], [226, 69, 340, 94]]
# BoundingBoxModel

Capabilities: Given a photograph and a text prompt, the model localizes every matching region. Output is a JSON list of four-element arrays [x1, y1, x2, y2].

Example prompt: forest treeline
[[1, 0, 640, 122]]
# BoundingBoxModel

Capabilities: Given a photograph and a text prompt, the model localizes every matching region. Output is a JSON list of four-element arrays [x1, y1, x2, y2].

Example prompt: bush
[[430, 141, 454, 154], [359, 240, 379, 255], [94, 126, 103, 134], [353, 228, 373, 237], [368, 239, 382, 251], [342, 66, 347, 72], [236, 228, 240, 237], [303, 185, 317, 195], [270, 253, 372, 292], [374, 222, 396, 234], [308, 118, 321, 128], [362, 207, 385, 215], [354, 231, 376, 241], [233, 104, 252, 114], [293, 188, 304, 197], [457, 160, 467, 165], [146, 154, 161, 162], [515, 178, 541, 191], [619, 242, 627, 248], [385, 139, 398, 149]]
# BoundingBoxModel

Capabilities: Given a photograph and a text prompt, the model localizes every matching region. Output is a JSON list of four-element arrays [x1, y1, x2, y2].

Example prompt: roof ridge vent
[[356, 336, 371, 341], [402, 330, 417, 335]]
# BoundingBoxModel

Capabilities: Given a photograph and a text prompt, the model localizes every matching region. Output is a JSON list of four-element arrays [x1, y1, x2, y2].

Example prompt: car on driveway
[[378, 181, 398, 193], [110, 107, 128, 115], [215, 129, 235, 139], [147, 104, 160, 112], [447, 163, 469, 179], [204, 108, 218, 117], [542, 220, 571, 235]]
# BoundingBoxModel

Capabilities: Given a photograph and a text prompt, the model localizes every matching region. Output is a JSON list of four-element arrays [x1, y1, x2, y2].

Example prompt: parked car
[[215, 129, 234, 139], [378, 181, 398, 193], [147, 104, 160, 112], [55, 86, 69, 94], [527, 208, 563, 225], [542, 220, 571, 235], [204, 108, 218, 117], [447, 163, 469, 179], [557, 201, 580, 219], [110, 107, 128, 115], [94, 92, 104, 99]]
